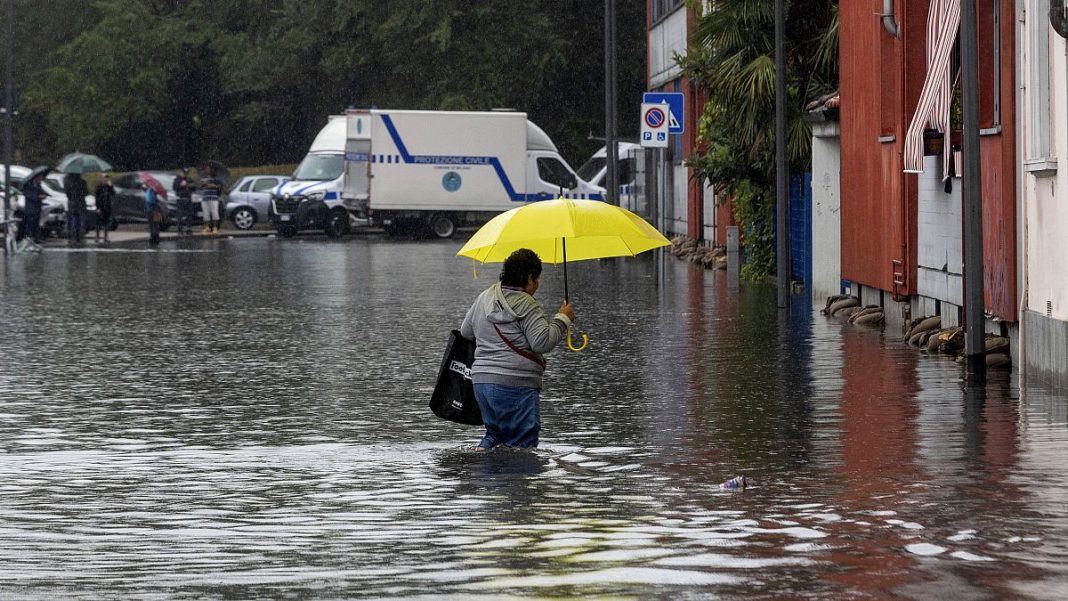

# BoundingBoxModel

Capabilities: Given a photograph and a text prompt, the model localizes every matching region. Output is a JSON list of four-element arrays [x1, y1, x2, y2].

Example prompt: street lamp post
[[3, 0, 14, 254], [960, 0, 986, 384], [775, 0, 790, 307], [604, 0, 618, 206]]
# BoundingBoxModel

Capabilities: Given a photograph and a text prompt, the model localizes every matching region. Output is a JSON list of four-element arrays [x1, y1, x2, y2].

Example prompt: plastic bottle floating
[[720, 476, 750, 490]]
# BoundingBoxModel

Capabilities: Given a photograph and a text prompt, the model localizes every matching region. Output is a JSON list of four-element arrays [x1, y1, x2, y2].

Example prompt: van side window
[[537, 157, 573, 189]]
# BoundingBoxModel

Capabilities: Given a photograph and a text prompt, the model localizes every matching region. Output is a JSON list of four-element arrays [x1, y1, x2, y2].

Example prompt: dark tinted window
[[576, 157, 606, 183], [617, 158, 634, 186], [537, 158, 575, 189]]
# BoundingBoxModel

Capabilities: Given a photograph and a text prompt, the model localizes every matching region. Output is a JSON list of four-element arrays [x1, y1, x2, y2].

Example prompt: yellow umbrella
[[457, 198, 671, 351]]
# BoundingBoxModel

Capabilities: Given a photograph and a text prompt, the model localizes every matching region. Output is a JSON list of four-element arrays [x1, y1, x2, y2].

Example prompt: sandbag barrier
[[822, 295, 1012, 369], [669, 236, 728, 270]]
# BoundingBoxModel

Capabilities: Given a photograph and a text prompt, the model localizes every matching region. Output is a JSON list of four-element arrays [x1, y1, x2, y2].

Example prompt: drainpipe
[[881, 0, 901, 38], [1053, 0, 1068, 38], [1017, 5, 1027, 384]]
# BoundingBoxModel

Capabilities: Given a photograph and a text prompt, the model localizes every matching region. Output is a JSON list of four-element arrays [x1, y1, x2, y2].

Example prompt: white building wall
[[649, 9, 687, 89], [1023, 28, 1067, 320], [916, 155, 964, 308], [810, 120, 842, 301], [702, 180, 717, 244], [667, 163, 688, 236], [1020, 6, 1068, 387]]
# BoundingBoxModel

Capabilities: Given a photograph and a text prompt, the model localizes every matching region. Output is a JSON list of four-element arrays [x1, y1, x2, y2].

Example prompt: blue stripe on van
[[378, 114, 603, 202]]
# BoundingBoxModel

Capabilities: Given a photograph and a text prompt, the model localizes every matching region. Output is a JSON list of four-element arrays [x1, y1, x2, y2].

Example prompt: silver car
[[225, 175, 289, 230]]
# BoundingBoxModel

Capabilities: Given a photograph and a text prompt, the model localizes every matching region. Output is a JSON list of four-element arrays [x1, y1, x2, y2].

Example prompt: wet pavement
[[1, 237, 1066, 599]]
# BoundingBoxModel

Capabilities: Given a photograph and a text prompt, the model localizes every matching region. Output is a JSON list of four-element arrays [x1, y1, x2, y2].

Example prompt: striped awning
[[903, 0, 961, 177]]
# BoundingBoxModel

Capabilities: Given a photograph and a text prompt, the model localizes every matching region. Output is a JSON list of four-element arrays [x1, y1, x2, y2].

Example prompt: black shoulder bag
[[428, 330, 482, 425]]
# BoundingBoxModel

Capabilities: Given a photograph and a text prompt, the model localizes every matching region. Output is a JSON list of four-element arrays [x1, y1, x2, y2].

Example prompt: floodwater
[[1, 237, 1067, 600]]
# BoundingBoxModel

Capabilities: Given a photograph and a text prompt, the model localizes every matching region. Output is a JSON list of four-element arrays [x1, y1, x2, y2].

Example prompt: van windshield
[[576, 157, 605, 184], [292, 154, 344, 181]]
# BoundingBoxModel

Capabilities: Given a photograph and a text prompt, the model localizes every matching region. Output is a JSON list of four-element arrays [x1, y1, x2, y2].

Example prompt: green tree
[[11, 0, 646, 171], [680, 0, 837, 280]]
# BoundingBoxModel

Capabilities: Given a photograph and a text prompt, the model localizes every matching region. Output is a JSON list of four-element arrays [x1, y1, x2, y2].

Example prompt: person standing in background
[[64, 172, 89, 243], [144, 181, 163, 246], [94, 174, 115, 243], [22, 174, 44, 243], [199, 165, 223, 236], [173, 168, 195, 235]]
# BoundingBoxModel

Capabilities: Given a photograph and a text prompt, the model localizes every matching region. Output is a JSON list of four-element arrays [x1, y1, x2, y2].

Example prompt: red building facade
[[839, 1, 1017, 320]]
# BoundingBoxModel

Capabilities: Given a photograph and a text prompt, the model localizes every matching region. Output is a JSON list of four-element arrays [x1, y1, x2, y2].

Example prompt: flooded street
[[1, 238, 1067, 599]]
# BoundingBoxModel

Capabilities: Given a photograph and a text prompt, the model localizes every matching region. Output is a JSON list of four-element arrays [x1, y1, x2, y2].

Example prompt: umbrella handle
[[566, 327, 589, 352]]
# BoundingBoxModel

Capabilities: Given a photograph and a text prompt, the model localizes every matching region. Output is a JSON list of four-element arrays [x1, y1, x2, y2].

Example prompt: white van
[[270, 115, 353, 237], [340, 109, 604, 238], [576, 141, 642, 194]]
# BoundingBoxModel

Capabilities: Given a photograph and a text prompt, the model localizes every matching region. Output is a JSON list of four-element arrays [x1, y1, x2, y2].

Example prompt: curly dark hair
[[499, 248, 542, 288]]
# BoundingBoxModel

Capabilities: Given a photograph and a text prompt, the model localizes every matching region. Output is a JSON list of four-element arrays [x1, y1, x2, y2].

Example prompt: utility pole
[[3, 0, 14, 255], [604, 0, 618, 206], [960, 0, 986, 384], [775, 0, 789, 307]]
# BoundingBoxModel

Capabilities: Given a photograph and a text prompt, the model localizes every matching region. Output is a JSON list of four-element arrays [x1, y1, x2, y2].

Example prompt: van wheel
[[277, 225, 298, 238], [430, 214, 456, 239], [325, 208, 351, 238]]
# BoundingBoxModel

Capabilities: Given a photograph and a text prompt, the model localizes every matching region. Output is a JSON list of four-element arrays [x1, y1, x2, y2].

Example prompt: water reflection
[[1, 238, 1067, 599]]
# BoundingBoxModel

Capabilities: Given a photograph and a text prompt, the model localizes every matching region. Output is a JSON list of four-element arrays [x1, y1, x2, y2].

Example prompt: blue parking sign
[[643, 92, 684, 134]]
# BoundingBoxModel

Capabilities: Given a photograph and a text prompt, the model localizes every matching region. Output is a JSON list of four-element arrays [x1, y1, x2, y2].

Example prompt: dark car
[[111, 172, 206, 229]]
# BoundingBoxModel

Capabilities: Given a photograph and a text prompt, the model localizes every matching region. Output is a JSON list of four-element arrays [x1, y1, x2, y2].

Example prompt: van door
[[344, 112, 372, 214]]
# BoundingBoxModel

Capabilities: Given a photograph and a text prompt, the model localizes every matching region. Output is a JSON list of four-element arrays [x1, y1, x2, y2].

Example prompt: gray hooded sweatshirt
[[459, 283, 572, 390]]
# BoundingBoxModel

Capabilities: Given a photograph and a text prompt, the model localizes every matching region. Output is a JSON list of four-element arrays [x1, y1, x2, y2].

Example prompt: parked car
[[225, 175, 289, 230], [112, 171, 205, 229], [0, 165, 31, 189], [42, 173, 98, 231]]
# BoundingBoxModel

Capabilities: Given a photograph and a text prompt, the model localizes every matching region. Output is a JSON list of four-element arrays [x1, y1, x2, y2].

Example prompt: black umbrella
[[56, 152, 113, 174], [26, 165, 50, 184], [198, 160, 230, 183]]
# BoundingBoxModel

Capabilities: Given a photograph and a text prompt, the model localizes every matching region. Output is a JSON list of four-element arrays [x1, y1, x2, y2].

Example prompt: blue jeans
[[176, 198, 193, 232], [67, 210, 85, 240], [474, 383, 540, 449]]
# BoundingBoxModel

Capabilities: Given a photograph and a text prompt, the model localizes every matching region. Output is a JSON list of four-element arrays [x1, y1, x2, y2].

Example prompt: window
[[651, 0, 684, 24], [1026, 0, 1052, 160], [576, 157, 606, 184], [537, 158, 575, 189], [617, 158, 634, 186], [114, 174, 137, 189], [293, 154, 344, 181], [977, 0, 1003, 131], [252, 178, 278, 193], [239, 179, 253, 192]]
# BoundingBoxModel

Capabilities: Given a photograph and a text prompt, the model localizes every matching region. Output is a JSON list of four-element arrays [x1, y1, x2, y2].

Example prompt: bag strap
[[492, 323, 545, 367]]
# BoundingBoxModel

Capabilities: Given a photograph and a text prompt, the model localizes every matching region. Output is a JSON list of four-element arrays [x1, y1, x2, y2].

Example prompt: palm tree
[[680, 0, 838, 279]]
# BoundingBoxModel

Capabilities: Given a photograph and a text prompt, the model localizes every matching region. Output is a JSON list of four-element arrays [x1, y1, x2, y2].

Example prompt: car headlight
[[306, 191, 325, 202]]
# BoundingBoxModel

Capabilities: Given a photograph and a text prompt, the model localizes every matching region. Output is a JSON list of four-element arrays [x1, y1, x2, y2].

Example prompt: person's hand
[[558, 301, 575, 321]]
